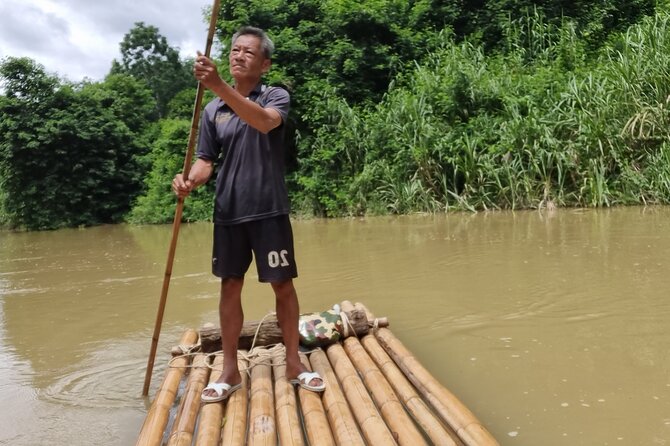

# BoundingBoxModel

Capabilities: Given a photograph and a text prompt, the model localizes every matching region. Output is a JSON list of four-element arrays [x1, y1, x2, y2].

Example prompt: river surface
[[1, 207, 669, 445]]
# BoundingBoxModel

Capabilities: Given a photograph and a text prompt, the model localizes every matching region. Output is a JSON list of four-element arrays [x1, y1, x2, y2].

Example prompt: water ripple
[[99, 275, 158, 284], [41, 359, 145, 408], [0, 287, 50, 296]]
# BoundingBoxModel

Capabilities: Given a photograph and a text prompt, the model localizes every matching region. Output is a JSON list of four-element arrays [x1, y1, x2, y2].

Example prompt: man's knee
[[221, 277, 244, 298], [271, 279, 295, 299]]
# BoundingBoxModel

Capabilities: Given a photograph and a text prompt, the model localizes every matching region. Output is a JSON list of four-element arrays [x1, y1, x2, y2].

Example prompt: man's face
[[228, 34, 271, 81]]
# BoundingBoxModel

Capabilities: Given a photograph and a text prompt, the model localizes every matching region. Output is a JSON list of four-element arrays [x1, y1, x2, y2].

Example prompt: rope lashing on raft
[[166, 305, 382, 372], [167, 310, 289, 371]]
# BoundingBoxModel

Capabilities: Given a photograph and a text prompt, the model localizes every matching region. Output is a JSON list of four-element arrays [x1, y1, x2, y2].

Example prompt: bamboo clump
[[357, 304, 463, 445], [342, 336, 428, 446], [137, 304, 499, 446]]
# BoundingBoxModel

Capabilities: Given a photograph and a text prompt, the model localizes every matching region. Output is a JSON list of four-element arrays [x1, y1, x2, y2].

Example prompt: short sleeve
[[196, 100, 220, 161], [262, 87, 290, 125]]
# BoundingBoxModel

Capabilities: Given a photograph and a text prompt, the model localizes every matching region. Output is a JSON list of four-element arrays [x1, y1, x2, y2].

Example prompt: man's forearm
[[210, 81, 281, 133], [188, 158, 214, 187]]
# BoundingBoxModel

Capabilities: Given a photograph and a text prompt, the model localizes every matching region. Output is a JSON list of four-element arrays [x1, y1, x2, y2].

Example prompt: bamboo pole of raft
[[136, 329, 199, 446], [194, 354, 224, 446], [374, 328, 499, 446], [326, 343, 398, 445], [247, 350, 276, 445], [309, 349, 366, 446], [297, 352, 336, 446], [271, 347, 305, 446], [221, 354, 250, 446], [342, 336, 428, 446], [356, 304, 463, 446], [340, 301, 428, 445], [167, 353, 211, 446], [355, 301, 490, 445]]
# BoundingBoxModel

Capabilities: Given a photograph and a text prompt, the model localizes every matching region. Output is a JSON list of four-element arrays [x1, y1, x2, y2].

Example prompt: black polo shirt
[[196, 84, 291, 225]]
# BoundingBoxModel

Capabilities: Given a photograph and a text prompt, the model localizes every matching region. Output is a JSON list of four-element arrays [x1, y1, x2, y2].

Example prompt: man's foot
[[201, 381, 242, 403], [201, 375, 242, 403], [288, 370, 326, 392]]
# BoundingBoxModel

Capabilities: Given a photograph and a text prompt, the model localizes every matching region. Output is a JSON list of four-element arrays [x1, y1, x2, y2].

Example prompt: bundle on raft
[[136, 302, 499, 446]]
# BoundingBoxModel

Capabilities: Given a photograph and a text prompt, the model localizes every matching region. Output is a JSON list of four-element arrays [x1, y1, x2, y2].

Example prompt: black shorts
[[212, 215, 298, 282]]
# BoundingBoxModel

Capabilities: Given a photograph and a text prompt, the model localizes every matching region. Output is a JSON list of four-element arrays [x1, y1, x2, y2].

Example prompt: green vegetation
[[1, 1, 670, 229], [301, 12, 670, 215], [126, 118, 215, 224], [110, 22, 195, 119], [0, 58, 154, 229]]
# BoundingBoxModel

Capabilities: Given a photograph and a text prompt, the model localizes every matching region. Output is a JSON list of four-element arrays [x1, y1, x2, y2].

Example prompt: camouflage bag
[[298, 308, 344, 347]]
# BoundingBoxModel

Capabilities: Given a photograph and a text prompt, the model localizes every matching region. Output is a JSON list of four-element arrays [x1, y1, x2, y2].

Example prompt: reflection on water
[[1, 207, 670, 445]]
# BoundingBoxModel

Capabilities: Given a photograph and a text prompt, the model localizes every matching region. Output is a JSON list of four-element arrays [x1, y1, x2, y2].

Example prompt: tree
[[0, 57, 60, 101], [126, 1, 661, 222], [127, 118, 214, 224], [110, 22, 194, 119], [0, 57, 155, 230]]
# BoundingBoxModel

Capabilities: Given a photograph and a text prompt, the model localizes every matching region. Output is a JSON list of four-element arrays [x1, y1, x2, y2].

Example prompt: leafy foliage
[[295, 10, 670, 214], [110, 22, 195, 119], [2, 2, 669, 229], [203, 0, 659, 217], [0, 58, 155, 229], [127, 118, 215, 224]]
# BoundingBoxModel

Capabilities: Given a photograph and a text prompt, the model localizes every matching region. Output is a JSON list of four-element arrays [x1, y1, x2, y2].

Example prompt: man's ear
[[261, 59, 272, 74]]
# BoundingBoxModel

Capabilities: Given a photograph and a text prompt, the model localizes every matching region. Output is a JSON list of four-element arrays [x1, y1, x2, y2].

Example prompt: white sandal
[[201, 382, 242, 403], [289, 371, 326, 392]]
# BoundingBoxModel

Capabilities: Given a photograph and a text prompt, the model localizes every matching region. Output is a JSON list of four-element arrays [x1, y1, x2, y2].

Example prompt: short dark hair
[[232, 26, 274, 59]]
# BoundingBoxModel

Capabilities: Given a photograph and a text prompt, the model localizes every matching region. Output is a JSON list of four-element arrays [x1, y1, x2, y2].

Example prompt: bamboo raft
[[136, 302, 499, 446]]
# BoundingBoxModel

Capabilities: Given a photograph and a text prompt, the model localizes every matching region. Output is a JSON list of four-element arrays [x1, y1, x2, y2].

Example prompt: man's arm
[[172, 158, 214, 198], [194, 54, 282, 134], [210, 81, 282, 134]]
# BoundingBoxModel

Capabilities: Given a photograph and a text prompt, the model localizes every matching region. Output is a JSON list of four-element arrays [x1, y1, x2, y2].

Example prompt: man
[[172, 26, 325, 403]]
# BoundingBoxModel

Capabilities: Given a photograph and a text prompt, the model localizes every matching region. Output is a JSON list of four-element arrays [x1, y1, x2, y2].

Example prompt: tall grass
[[295, 9, 670, 215]]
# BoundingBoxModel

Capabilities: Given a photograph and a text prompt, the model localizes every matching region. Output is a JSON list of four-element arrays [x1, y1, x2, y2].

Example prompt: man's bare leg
[[272, 279, 323, 388], [202, 277, 244, 399]]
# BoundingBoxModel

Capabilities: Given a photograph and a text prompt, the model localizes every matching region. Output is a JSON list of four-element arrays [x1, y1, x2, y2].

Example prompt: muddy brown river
[[1, 206, 669, 445]]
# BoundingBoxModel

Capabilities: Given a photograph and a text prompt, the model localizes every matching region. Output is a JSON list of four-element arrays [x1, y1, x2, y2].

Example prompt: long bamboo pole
[[326, 343, 398, 445], [297, 353, 335, 446], [136, 329, 199, 446], [309, 349, 365, 446], [194, 354, 225, 446], [359, 335, 463, 445], [342, 336, 428, 446], [272, 347, 305, 446], [247, 350, 276, 445], [374, 328, 500, 446], [221, 354, 250, 446], [142, 0, 222, 397], [167, 353, 211, 446], [356, 303, 462, 445]]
